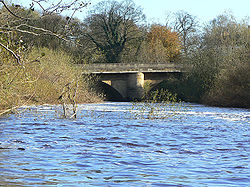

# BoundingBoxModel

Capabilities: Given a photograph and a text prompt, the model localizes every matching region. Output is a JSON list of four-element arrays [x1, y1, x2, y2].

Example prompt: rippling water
[[0, 102, 249, 186]]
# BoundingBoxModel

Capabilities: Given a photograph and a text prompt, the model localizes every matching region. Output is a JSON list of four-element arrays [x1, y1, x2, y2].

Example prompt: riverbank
[[151, 76, 250, 109], [0, 48, 102, 116]]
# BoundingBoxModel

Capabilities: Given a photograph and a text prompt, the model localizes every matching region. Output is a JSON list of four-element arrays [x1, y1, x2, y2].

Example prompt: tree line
[[1, 0, 249, 109], [0, 0, 102, 116], [159, 12, 249, 108], [1, 0, 185, 64]]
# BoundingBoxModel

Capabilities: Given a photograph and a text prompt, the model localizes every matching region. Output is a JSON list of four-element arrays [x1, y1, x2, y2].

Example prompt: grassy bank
[[0, 48, 102, 116]]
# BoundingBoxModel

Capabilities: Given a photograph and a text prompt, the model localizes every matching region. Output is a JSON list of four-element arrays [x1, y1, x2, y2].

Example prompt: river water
[[0, 102, 249, 186]]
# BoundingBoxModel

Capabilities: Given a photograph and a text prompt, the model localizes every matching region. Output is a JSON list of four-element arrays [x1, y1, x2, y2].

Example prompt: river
[[0, 102, 249, 186]]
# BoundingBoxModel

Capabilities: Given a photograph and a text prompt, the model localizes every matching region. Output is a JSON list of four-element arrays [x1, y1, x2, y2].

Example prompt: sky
[[13, 0, 250, 24], [133, 0, 249, 24]]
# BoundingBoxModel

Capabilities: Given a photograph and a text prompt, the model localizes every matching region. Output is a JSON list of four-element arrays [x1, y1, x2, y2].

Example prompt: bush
[[203, 58, 250, 108], [0, 48, 102, 115], [183, 14, 250, 108]]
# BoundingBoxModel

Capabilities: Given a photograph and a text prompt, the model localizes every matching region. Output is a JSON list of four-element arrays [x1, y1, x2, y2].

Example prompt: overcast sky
[[14, 0, 250, 24]]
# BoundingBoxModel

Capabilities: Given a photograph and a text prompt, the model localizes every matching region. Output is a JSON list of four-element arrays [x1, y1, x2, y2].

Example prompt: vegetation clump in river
[[130, 89, 188, 120]]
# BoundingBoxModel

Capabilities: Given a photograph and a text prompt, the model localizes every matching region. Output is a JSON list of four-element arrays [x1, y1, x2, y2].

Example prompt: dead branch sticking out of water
[[58, 80, 79, 118]]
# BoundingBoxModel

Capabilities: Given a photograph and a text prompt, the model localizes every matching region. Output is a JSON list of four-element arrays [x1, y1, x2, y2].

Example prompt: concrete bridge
[[81, 63, 184, 101]]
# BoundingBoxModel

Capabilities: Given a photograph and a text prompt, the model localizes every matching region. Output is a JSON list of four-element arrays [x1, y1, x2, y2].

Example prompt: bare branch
[[0, 26, 40, 36], [0, 42, 21, 65], [24, 24, 82, 45], [66, 2, 89, 25], [0, 0, 30, 20], [32, 0, 90, 17]]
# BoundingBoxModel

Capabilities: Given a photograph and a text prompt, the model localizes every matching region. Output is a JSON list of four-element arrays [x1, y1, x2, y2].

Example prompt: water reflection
[[0, 102, 249, 186]]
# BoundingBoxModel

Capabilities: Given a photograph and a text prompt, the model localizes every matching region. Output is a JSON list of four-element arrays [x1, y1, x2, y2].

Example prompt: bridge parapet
[[80, 63, 183, 73]]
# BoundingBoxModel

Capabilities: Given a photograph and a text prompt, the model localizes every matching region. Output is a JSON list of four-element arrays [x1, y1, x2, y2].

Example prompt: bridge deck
[[80, 63, 184, 73]]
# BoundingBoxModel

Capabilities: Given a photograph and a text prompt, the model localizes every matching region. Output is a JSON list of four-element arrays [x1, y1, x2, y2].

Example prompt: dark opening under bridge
[[81, 63, 185, 101]]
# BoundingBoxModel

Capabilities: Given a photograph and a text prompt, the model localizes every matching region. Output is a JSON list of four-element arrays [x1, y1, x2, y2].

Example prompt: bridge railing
[[79, 63, 184, 73]]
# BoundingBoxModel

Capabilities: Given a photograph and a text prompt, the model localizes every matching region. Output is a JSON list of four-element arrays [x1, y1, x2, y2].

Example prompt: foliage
[[0, 47, 102, 116], [130, 89, 187, 120], [183, 13, 250, 108], [0, 0, 88, 61], [82, 0, 145, 63], [1, 0, 249, 110], [148, 12, 250, 108], [204, 60, 250, 108], [0, 0, 102, 117], [146, 24, 182, 62]]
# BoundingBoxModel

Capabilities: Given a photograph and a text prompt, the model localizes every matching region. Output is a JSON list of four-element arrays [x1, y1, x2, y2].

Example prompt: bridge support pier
[[127, 72, 144, 101], [107, 72, 145, 101], [89, 70, 183, 101]]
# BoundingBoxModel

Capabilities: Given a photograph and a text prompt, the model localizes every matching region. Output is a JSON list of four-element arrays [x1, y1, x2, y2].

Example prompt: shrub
[[0, 48, 102, 115]]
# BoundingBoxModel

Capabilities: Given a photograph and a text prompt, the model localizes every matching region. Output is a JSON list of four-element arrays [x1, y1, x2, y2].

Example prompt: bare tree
[[83, 0, 145, 63], [0, 0, 89, 116], [172, 10, 198, 56], [0, 0, 88, 63]]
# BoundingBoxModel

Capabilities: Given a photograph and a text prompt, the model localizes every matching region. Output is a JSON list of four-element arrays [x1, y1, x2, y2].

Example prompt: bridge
[[81, 63, 184, 101]]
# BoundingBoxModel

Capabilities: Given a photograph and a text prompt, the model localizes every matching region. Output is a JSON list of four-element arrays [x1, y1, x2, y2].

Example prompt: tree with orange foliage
[[147, 24, 182, 62]]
